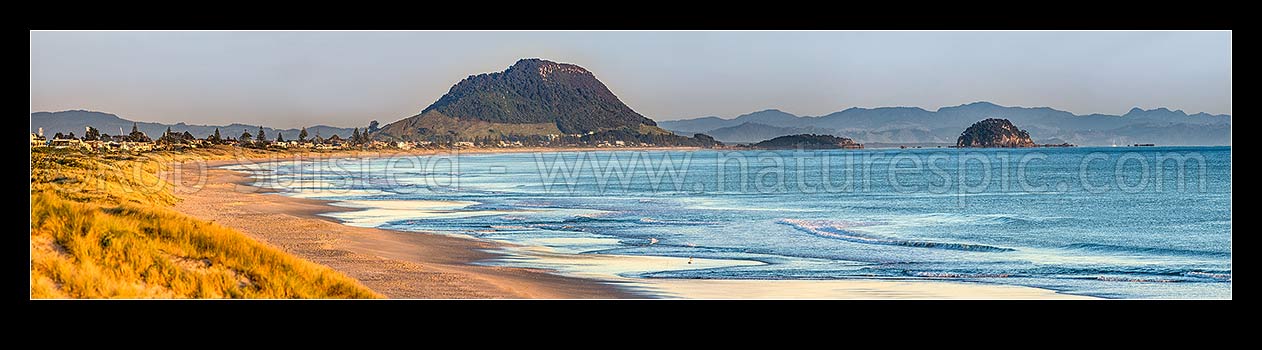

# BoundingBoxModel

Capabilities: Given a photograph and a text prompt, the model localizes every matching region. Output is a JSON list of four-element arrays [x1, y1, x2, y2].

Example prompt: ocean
[[229, 146, 1231, 299]]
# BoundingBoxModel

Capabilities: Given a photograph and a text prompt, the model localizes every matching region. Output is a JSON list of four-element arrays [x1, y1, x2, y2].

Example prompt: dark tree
[[84, 126, 100, 141], [160, 127, 174, 144], [256, 126, 266, 143], [351, 128, 361, 145], [128, 123, 150, 142], [298, 127, 308, 142], [276, 132, 285, 142], [240, 130, 252, 142], [211, 128, 222, 143]]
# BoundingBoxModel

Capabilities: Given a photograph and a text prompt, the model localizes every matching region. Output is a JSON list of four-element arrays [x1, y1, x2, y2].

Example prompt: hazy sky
[[30, 31, 1231, 128]]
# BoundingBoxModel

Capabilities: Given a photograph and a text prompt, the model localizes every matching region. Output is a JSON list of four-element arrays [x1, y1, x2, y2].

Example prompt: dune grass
[[30, 147, 381, 298]]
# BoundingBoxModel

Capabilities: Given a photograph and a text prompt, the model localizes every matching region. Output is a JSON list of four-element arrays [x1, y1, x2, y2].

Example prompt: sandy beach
[[166, 150, 1094, 299], [169, 158, 633, 298], [33, 31, 1231, 302]]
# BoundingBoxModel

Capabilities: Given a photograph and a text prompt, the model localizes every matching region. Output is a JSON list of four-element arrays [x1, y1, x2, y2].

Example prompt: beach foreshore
[[166, 147, 1094, 299], [171, 159, 632, 298]]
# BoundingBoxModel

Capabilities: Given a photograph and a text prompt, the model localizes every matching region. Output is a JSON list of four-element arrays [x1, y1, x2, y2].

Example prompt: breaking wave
[[778, 219, 1015, 252], [1064, 243, 1231, 258]]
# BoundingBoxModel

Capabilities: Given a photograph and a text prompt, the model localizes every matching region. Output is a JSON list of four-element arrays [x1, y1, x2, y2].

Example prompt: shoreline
[[169, 148, 1095, 299], [170, 158, 638, 298]]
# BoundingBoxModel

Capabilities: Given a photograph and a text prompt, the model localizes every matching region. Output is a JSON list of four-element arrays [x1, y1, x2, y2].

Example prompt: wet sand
[[167, 151, 1093, 299], [170, 159, 634, 298]]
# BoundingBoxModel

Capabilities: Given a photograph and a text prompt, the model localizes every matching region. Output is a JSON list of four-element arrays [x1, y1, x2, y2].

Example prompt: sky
[[30, 31, 1231, 128]]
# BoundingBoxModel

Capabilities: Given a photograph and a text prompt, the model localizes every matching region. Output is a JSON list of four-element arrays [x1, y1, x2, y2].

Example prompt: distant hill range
[[30, 110, 358, 141], [32, 82, 1229, 147], [376, 58, 709, 146], [659, 102, 1231, 146]]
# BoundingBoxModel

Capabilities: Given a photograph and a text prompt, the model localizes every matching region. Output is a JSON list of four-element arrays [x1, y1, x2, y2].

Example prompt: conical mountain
[[378, 58, 671, 141]]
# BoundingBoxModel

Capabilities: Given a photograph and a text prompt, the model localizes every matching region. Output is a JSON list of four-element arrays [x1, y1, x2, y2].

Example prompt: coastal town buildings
[[32, 123, 701, 154], [31, 133, 47, 148], [49, 137, 82, 149]]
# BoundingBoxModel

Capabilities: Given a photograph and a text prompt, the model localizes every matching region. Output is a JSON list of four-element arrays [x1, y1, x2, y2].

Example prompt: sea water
[[230, 146, 1231, 299]]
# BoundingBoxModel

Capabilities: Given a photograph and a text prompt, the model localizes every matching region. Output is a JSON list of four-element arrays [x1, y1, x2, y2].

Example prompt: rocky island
[[956, 118, 1037, 148], [749, 134, 863, 149]]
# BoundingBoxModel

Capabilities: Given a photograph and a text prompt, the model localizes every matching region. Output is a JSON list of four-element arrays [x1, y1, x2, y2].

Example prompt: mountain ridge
[[30, 110, 359, 141], [660, 102, 1230, 145]]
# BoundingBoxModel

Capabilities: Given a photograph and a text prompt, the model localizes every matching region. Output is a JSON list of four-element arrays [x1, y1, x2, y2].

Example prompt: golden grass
[[30, 146, 381, 298]]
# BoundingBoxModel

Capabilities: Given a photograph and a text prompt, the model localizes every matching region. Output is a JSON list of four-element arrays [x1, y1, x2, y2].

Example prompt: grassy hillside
[[30, 147, 380, 298]]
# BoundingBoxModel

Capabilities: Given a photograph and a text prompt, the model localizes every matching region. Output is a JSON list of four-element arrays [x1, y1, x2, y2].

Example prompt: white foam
[[499, 245, 763, 278], [330, 199, 479, 210], [320, 199, 496, 227]]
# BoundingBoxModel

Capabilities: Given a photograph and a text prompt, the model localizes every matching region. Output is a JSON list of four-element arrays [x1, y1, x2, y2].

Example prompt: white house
[[31, 133, 47, 148], [49, 138, 82, 149]]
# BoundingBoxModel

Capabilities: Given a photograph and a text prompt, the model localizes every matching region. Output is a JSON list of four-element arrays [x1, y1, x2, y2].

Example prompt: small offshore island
[[954, 118, 1076, 148], [746, 134, 864, 150]]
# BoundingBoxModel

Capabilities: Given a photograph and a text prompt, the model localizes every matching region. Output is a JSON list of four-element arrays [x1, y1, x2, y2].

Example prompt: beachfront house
[[326, 135, 345, 147], [31, 133, 47, 148], [49, 135, 82, 149], [269, 140, 302, 149], [121, 141, 154, 152], [80, 140, 106, 151]]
